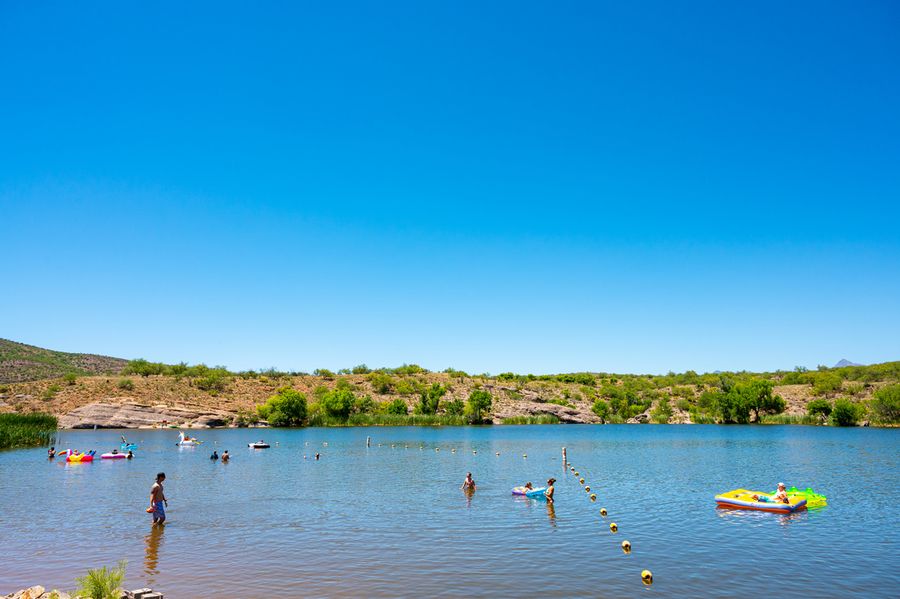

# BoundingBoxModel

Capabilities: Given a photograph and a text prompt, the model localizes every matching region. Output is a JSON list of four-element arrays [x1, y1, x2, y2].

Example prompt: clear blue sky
[[2, 1, 898, 374]]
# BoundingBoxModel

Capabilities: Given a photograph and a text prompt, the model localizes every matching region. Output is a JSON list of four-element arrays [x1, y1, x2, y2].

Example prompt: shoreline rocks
[[58, 401, 233, 430]]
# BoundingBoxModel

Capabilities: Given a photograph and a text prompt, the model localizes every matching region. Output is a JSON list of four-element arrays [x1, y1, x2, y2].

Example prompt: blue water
[[0, 425, 897, 597]]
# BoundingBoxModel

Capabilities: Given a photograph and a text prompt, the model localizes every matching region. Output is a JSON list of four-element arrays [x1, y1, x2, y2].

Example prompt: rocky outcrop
[[497, 400, 597, 423], [58, 401, 233, 429]]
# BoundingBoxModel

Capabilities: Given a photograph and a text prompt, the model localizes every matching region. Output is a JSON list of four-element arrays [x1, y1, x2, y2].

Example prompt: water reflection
[[714, 507, 809, 527], [144, 523, 165, 584], [545, 501, 556, 527]]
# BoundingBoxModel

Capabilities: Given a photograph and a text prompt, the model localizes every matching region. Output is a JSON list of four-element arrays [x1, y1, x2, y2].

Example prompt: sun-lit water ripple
[[1, 425, 897, 597]]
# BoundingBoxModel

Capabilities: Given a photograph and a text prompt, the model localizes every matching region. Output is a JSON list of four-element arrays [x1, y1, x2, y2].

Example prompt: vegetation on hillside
[[0, 338, 126, 384], [1, 338, 898, 427]]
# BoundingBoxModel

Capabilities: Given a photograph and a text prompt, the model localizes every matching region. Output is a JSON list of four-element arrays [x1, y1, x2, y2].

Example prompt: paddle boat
[[248, 441, 270, 449], [715, 488, 807, 513]]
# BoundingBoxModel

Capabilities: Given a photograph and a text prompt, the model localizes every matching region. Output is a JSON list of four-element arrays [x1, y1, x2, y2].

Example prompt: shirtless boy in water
[[150, 472, 168, 525]]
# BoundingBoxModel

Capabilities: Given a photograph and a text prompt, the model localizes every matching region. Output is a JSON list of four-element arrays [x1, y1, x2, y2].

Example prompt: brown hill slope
[[0, 338, 127, 383]]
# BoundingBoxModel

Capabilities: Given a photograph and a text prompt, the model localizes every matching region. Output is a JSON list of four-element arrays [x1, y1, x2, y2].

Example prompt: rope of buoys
[[567, 454, 652, 589]]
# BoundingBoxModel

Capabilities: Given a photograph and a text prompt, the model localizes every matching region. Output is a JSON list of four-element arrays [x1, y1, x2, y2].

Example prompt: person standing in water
[[221, 450, 230, 462], [149, 472, 168, 525], [210, 450, 219, 460], [545, 478, 556, 503], [461, 472, 476, 490], [48, 446, 55, 459]]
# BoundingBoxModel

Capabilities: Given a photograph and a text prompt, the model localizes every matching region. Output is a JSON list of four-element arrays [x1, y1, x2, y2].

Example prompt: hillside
[[0, 338, 127, 384], [0, 339, 896, 428]]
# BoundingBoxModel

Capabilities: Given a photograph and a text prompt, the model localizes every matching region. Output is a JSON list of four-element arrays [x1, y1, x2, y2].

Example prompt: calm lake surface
[[1, 425, 898, 597]]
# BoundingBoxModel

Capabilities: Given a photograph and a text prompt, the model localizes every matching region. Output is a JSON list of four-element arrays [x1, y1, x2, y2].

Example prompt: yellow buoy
[[641, 570, 653, 585], [600, 508, 607, 516], [621, 540, 631, 553], [579, 478, 585, 484], [574, 471, 579, 476], [590, 494, 596, 501], [523, 454, 527, 458], [609, 522, 618, 533]]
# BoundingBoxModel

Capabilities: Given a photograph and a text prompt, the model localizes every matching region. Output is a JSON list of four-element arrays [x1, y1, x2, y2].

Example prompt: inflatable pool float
[[248, 442, 270, 449], [512, 486, 548, 498], [176, 432, 201, 446], [101, 452, 127, 459], [120, 443, 138, 451], [715, 489, 807, 513], [66, 452, 94, 463], [787, 486, 827, 508]]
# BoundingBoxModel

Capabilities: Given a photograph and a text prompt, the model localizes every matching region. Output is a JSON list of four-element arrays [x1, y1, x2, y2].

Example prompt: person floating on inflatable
[[753, 482, 790, 504]]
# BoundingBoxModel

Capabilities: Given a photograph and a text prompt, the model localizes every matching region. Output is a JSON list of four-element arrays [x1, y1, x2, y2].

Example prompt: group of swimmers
[[209, 450, 230, 462], [462, 472, 557, 502]]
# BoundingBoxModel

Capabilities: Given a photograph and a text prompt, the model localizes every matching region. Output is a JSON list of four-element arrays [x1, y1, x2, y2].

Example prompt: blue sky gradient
[[2, 1, 898, 373]]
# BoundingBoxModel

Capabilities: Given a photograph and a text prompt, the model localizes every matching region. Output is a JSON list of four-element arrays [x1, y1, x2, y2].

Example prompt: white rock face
[[58, 401, 232, 429]]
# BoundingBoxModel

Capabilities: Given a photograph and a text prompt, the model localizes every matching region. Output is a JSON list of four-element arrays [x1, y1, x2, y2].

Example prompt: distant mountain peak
[[834, 358, 863, 368]]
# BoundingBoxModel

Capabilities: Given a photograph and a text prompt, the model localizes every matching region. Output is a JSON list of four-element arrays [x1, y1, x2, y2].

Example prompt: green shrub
[[547, 397, 575, 408], [368, 372, 394, 394], [844, 382, 865, 396], [394, 378, 423, 396], [74, 561, 126, 599], [416, 383, 447, 415], [321, 388, 356, 420], [812, 372, 843, 396], [63, 372, 78, 385], [42, 384, 61, 400], [257, 387, 308, 426], [384, 398, 409, 415], [651, 397, 673, 423], [195, 370, 229, 393], [313, 368, 335, 379], [807, 398, 833, 418], [117, 378, 134, 391], [391, 363, 428, 375], [869, 384, 900, 424], [466, 389, 493, 423], [354, 394, 376, 414], [443, 398, 465, 415], [351, 364, 371, 374], [592, 399, 610, 422], [831, 398, 863, 426]]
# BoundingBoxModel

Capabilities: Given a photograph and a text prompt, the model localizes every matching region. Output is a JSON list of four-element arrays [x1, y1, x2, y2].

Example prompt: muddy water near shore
[[1, 425, 897, 597]]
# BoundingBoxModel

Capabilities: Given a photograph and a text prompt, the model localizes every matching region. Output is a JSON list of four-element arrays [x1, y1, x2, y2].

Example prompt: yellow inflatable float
[[715, 488, 807, 513]]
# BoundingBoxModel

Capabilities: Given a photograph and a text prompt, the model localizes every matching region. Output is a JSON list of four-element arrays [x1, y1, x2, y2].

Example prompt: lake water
[[1, 425, 898, 597]]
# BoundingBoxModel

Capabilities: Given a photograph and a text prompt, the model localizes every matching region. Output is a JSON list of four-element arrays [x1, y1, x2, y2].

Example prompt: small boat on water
[[248, 441, 270, 449], [715, 488, 807, 513]]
